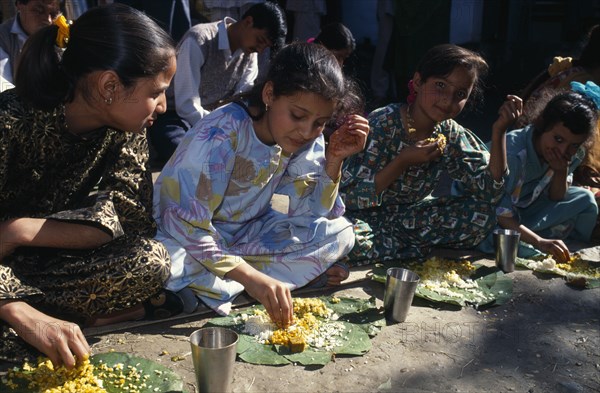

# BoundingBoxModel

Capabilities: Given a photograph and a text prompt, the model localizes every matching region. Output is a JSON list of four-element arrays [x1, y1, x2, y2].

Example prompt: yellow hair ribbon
[[54, 15, 70, 48]]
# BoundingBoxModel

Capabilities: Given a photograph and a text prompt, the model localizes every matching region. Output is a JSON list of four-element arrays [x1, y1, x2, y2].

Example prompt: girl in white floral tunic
[[154, 43, 369, 327]]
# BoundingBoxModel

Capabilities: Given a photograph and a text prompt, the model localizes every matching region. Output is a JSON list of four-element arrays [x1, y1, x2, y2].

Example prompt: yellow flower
[[54, 15, 70, 48], [547, 56, 573, 77]]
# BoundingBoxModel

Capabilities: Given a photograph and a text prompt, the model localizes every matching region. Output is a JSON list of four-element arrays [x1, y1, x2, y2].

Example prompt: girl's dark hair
[[415, 44, 488, 109], [314, 23, 356, 52], [248, 42, 364, 118], [15, 3, 175, 110], [521, 24, 600, 102], [531, 91, 598, 140]]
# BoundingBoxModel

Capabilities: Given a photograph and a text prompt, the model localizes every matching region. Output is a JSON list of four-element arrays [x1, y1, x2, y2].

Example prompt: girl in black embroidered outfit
[[0, 4, 179, 367]]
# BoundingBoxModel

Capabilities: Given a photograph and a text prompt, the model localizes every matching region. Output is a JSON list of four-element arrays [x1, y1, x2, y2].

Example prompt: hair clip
[[571, 81, 600, 110], [547, 56, 573, 77], [54, 15, 70, 48]]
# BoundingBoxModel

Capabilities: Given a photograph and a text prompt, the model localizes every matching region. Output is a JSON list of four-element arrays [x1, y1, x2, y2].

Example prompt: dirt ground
[[80, 250, 600, 393]]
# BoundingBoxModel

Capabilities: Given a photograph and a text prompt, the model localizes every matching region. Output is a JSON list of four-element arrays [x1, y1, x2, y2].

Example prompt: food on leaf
[[517, 253, 600, 288], [206, 296, 384, 366], [236, 298, 343, 353], [2, 357, 104, 393], [0, 353, 186, 393], [373, 257, 513, 307]]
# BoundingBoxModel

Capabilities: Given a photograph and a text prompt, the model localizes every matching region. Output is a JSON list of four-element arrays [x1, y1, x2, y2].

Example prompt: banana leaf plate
[[372, 262, 513, 308], [516, 256, 600, 289], [204, 296, 385, 366], [0, 352, 186, 393]]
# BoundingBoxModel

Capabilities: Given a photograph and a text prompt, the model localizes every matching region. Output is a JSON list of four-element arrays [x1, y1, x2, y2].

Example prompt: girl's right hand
[[225, 263, 293, 327], [240, 271, 293, 328], [492, 95, 523, 133], [537, 238, 570, 263], [546, 147, 571, 172], [399, 140, 442, 167]]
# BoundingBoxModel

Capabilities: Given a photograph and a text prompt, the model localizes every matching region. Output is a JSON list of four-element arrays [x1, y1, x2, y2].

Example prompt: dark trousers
[[147, 110, 190, 165]]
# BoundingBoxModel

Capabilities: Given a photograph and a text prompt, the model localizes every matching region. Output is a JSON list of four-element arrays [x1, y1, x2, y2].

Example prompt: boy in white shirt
[[148, 2, 287, 165]]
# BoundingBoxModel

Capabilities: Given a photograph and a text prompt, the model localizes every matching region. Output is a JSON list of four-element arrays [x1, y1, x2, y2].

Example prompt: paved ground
[[3, 189, 595, 392], [81, 249, 600, 393]]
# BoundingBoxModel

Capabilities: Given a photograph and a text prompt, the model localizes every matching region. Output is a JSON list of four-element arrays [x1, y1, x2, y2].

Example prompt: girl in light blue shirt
[[479, 84, 599, 262]]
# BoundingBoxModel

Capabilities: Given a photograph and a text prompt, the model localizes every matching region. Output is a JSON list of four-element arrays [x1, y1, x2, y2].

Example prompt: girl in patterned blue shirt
[[340, 44, 522, 264]]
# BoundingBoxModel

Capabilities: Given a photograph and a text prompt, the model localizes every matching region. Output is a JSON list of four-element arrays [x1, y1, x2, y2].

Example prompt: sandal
[[177, 287, 200, 314], [304, 261, 351, 289], [143, 290, 184, 320]]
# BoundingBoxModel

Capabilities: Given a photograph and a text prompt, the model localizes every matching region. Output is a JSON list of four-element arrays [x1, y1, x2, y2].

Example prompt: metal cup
[[493, 229, 520, 273], [383, 267, 420, 323], [190, 327, 239, 393]]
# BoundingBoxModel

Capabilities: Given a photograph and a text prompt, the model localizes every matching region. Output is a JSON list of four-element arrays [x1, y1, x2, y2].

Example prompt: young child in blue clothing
[[340, 44, 523, 264], [478, 83, 600, 262], [153, 42, 369, 327]]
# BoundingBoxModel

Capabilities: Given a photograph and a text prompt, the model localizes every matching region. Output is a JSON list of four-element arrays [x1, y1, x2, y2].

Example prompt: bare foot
[[325, 263, 350, 286], [304, 263, 351, 289], [86, 304, 145, 327]]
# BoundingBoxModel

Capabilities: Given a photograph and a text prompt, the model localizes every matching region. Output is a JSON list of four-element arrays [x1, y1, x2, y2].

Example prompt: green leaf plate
[[0, 352, 186, 393], [372, 262, 513, 308], [205, 296, 384, 366], [516, 256, 600, 289]]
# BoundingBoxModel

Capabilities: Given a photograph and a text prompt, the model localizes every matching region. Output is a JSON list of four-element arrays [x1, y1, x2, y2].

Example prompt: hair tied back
[[54, 15, 70, 48], [571, 81, 600, 110]]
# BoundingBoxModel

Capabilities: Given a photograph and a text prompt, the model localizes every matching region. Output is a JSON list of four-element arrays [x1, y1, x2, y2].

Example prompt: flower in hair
[[54, 15, 70, 48], [571, 81, 600, 110], [547, 56, 573, 77], [407, 80, 416, 104]]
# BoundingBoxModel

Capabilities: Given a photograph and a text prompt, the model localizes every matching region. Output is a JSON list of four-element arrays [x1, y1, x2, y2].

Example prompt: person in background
[[202, 0, 264, 22], [389, 0, 451, 102], [147, 1, 287, 166], [1, 2, 17, 22], [0, 0, 61, 92], [286, 0, 326, 42], [153, 43, 369, 327], [63, 0, 87, 19], [112, 0, 192, 43], [340, 44, 522, 265], [479, 84, 599, 262], [0, 4, 180, 367], [370, 0, 395, 106], [311, 22, 355, 68]]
